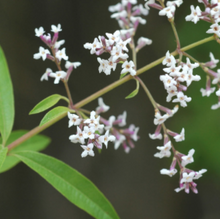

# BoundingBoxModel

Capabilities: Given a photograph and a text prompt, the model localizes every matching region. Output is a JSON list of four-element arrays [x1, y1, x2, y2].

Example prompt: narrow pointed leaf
[[29, 94, 68, 115], [39, 106, 69, 126], [120, 72, 128, 79], [0, 130, 50, 173], [13, 151, 120, 219], [0, 46, 14, 145], [0, 145, 8, 169], [125, 79, 139, 99]]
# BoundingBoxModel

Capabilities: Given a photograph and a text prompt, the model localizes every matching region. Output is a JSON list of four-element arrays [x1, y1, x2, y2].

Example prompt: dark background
[[0, 0, 220, 218]]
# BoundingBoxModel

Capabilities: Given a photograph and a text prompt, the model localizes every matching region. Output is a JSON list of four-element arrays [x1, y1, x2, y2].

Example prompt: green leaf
[[0, 145, 8, 169], [39, 106, 69, 126], [125, 79, 139, 99], [29, 94, 68, 115], [0, 46, 14, 145], [120, 72, 128, 79], [0, 130, 50, 173], [13, 151, 120, 219]]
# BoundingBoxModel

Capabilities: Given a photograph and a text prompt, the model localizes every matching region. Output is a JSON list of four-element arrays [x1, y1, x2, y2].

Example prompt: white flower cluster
[[84, 31, 136, 76], [200, 52, 220, 109], [34, 24, 81, 84], [68, 98, 140, 157], [160, 51, 201, 107], [145, 0, 183, 19], [84, 0, 152, 77], [153, 136, 207, 193], [186, 1, 220, 37]]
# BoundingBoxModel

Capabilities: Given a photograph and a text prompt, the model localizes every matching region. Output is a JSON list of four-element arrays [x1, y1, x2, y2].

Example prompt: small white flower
[[121, 60, 136, 76], [67, 112, 81, 127], [111, 46, 128, 62], [162, 51, 176, 66], [97, 57, 110, 75], [174, 128, 185, 142], [130, 16, 146, 25], [40, 68, 53, 81], [209, 52, 219, 68], [212, 70, 220, 84], [106, 30, 121, 45], [154, 111, 169, 125], [181, 149, 195, 166], [50, 71, 67, 84], [83, 126, 95, 140], [154, 141, 172, 158], [117, 111, 127, 127], [216, 89, 220, 96], [180, 172, 195, 184], [81, 143, 95, 158], [114, 134, 126, 150], [172, 92, 192, 107], [194, 169, 207, 180], [98, 130, 116, 148], [185, 5, 202, 24], [56, 48, 69, 61], [167, 0, 183, 7], [200, 87, 216, 97], [186, 70, 201, 87], [105, 115, 116, 130], [65, 61, 81, 69], [51, 24, 62, 33], [136, 37, 152, 51], [160, 74, 177, 89], [33, 46, 50, 61], [145, 0, 156, 10], [54, 40, 65, 49], [35, 27, 45, 37], [211, 101, 220, 110], [117, 38, 131, 52], [69, 126, 85, 144], [206, 23, 220, 37], [159, 5, 176, 19], [108, 3, 123, 12], [149, 133, 162, 140], [160, 168, 177, 177], [96, 97, 110, 113]]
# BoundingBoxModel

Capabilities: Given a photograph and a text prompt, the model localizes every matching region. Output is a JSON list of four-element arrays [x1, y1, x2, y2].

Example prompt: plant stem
[[7, 112, 67, 152], [7, 36, 215, 151]]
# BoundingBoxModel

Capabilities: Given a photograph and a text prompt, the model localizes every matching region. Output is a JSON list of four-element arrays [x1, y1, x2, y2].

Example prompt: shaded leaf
[[0, 46, 14, 145], [13, 151, 120, 219], [29, 94, 66, 115], [125, 79, 139, 99], [39, 106, 69, 126], [0, 130, 50, 173]]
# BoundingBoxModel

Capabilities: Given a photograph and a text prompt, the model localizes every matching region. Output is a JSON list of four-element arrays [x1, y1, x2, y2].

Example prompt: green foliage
[[0, 46, 14, 145], [29, 94, 67, 114], [125, 79, 139, 99], [0, 144, 8, 169], [14, 151, 120, 219], [0, 130, 50, 173], [39, 106, 69, 126]]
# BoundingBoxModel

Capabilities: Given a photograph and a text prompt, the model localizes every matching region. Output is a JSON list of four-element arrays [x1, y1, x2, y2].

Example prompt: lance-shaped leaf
[[0, 130, 50, 173], [39, 106, 69, 126], [0, 145, 8, 169], [13, 151, 120, 219], [29, 94, 69, 115], [0, 46, 14, 145], [120, 72, 128, 79], [125, 79, 139, 99]]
